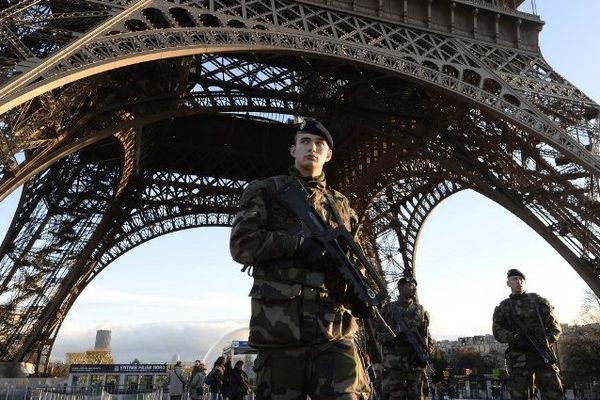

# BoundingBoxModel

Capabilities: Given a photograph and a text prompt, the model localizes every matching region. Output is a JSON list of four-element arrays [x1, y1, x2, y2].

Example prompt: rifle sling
[[533, 295, 552, 348], [323, 190, 350, 234]]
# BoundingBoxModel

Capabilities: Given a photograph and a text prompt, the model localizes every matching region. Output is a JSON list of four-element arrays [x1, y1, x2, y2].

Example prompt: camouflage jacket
[[229, 167, 360, 347], [378, 299, 434, 370], [492, 292, 561, 360]]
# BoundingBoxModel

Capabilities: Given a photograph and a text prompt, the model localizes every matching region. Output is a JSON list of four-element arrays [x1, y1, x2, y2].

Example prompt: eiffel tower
[[0, 0, 599, 376]]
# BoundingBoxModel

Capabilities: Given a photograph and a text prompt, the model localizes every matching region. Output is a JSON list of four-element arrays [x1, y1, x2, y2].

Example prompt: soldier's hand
[[510, 333, 529, 350], [394, 331, 408, 345], [296, 236, 330, 270], [349, 299, 374, 319], [411, 354, 428, 368]]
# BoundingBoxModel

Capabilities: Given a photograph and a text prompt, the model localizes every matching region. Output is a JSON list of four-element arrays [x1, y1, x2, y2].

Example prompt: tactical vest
[[242, 174, 359, 347], [380, 300, 429, 370]]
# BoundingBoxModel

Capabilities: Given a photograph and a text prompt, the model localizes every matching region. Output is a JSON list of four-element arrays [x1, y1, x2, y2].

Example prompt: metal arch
[[0, 1, 600, 372], [1, 54, 600, 367], [1, 50, 428, 199], [90, 174, 246, 271], [0, 1, 598, 176], [367, 178, 464, 283], [0, 84, 301, 199], [329, 105, 600, 292], [0, 110, 298, 368], [30, 183, 247, 370], [0, 151, 120, 365]]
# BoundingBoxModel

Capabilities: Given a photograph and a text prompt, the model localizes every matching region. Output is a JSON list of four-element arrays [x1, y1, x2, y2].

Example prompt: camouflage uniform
[[230, 167, 370, 400], [377, 299, 434, 400], [492, 292, 563, 400]]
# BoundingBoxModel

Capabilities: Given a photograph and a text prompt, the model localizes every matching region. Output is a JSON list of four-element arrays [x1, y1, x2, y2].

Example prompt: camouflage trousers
[[253, 338, 370, 400], [381, 368, 426, 400], [509, 363, 563, 400]]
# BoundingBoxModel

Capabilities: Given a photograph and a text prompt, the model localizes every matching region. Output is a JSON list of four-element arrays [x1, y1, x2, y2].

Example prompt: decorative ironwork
[[0, 0, 599, 374]]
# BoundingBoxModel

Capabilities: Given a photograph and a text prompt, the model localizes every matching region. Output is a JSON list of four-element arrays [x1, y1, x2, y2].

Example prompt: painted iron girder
[[1, 114, 296, 368], [330, 105, 600, 291], [0, 151, 119, 362], [1, 52, 427, 198], [369, 178, 463, 282], [0, 56, 197, 197], [86, 113, 299, 272], [2, 48, 596, 276], [1, 0, 600, 370], [0, 0, 598, 176]]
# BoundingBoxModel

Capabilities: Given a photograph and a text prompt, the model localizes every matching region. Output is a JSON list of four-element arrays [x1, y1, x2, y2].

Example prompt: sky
[[0, 1, 599, 364]]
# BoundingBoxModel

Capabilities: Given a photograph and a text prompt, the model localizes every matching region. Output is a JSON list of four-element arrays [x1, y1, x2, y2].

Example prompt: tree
[[559, 323, 600, 385], [576, 289, 600, 324], [46, 361, 69, 377], [559, 290, 600, 385], [431, 347, 449, 383], [448, 347, 500, 376]]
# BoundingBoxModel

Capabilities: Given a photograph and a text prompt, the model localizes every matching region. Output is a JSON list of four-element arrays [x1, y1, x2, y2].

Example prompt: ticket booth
[[68, 363, 168, 393]]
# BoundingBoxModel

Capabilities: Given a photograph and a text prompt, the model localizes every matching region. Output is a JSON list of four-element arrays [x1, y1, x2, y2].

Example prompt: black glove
[[296, 236, 330, 270], [350, 299, 375, 319], [410, 352, 429, 368], [510, 333, 529, 350], [394, 331, 408, 345]]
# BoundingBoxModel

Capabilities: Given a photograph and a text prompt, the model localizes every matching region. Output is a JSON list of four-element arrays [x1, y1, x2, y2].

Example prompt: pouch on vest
[[248, 279, 302, 346]]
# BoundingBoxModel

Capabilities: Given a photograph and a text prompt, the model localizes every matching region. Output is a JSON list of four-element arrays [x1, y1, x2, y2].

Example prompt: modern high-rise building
[[94, 330, 111, 350]]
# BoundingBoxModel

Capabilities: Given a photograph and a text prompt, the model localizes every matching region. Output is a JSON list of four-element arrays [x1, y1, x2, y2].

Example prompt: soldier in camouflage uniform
[[377, 276, 434, 400], [229, 118, 370, 400], [492, 269, 563, 400]]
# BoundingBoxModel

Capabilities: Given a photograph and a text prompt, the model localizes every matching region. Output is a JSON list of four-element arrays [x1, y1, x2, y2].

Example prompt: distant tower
[[94, 330, 111, 350], [65, 329, 114, 365]]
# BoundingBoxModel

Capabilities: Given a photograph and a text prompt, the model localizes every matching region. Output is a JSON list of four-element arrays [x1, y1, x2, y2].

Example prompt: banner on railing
[[69, 364, 167, 374]]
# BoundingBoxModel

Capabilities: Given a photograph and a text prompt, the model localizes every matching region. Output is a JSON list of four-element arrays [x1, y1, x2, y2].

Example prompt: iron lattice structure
[[0, 0, 599, 373]]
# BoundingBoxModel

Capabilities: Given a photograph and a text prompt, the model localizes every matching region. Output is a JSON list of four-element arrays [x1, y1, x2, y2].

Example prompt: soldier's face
[[507, 276, 525, 294], [399, 282, 417, 299], [290, 133, 332, 177]]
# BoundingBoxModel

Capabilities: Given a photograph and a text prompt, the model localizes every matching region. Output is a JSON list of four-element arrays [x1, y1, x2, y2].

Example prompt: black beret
[[297, 118, 333, 149], [507, 268, 525, 279], [398, 276, 417, 286]]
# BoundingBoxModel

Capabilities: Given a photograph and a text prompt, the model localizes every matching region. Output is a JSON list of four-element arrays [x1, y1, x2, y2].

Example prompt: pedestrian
[[491, 384, 499, 400], [230, 117, 370, 400], [189, 360, 207, 400], [492, 268, 563, 400], [223, 356, 233, 399], [377, 276, 434, 400], [168, 361, 187, 400], [364, 354, 378, 400], [226, 360, 250, 400], [207, 356, 226, 400], [592, 381, 600, 400]]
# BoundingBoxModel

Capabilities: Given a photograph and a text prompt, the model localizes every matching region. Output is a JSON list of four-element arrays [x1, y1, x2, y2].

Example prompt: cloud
[[78, 286, 248, 311], [63, 285, 251, 326], [52, 320, 248, 364]]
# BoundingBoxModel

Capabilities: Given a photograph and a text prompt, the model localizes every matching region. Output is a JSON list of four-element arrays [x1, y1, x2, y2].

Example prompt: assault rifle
[[275, 179, 395, 346], [512, 316, 557, 366], [395, 312, 430, 366]]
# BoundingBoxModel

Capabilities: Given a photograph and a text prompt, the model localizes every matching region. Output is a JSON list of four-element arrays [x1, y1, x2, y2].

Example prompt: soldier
[[229, 118, 370, 400], [492, 268, 563, 400], [378, 276, 434, 400]]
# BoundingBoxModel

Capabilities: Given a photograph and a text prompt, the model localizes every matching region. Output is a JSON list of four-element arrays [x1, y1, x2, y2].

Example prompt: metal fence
[[0, 381, 163, 400]]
